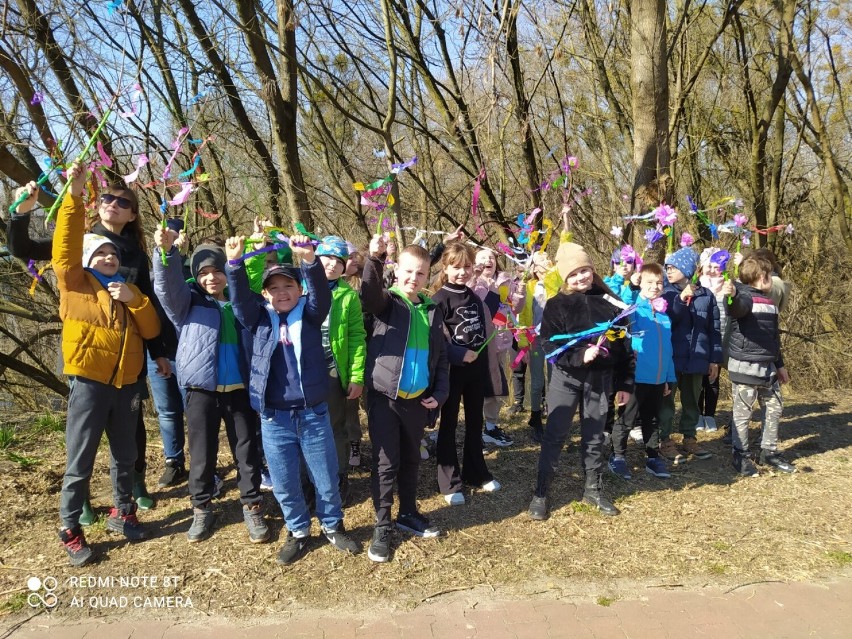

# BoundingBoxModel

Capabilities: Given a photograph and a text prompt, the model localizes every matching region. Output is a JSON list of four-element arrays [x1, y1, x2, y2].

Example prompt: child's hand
[[708, 363, 720, 383], [253, 215, 272, 234], [615, 391, 631, 407], [369, 234, 386, 258], [225, 236, 245, 261], [733, 251, 744, 267], [67, 161, 87, 197], [420, 396, 438, 409], [721, 280, 736, 298], [777, 366, 790, 384], [153, 357, 173, 378], [630, 272, 641, 286], [107, 282, 134, 303], [663, 383, 671, 396], [249, 230, 267, 248], [154, 226, 180, 252], [444, 225, 465, 244], [290, 234, 315, 263], [462, 350, 479, 363], [13, 181, 39, 214], [583, 344, 601, 364], [173, 230, 187, 251], [346, 383, 363, 400], [680, 283, 694, 302]]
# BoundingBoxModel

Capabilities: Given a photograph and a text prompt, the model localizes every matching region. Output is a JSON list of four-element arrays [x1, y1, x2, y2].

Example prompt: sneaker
[[681, 437, 713, 460], [368, 525, 392, 563], [349, 441, 361, 467], [259, 470, 273, 492], [397, 512, 441, 538], [211, 473, 223, 498], [733, 451, 759, 477], [660, 438, 685, 465], [419, 442, 429, 460], [528, 496, 548, 521], [444, 492, 465, 506], [59, 527, 93, 567], [481, 479, 501, 492], [133, 472, 154, 511], [628, 427, 644, 444], [695, 416, 706, 431], [106, 506, 147, 541], [703, 416, 718, 432], [158, 458, 186, 488], [645, 457, 671, 478], [277, 533, 310, 564], [483, 425, 514, 447], [324, 523, 361, 554], [243, 504, 270, 543], [759, 449, 796, 473], [79, 499, 96, 527], [608, 456, 632, 480], [722, 424, 733, 446], [187, 505, 215, 542]]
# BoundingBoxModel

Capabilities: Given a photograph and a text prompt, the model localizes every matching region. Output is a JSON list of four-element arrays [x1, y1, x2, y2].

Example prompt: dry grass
[[0, 389, 849, 623]]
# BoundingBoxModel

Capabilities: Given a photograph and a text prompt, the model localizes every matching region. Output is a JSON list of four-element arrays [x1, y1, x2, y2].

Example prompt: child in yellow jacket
[[55, 162, 161, 567]]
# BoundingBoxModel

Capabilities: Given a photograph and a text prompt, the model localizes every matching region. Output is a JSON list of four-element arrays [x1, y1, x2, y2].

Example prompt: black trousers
[[367, 391, 428, 527], [699, 374, 720, 417], [437, 360, 493, 494], [535, 367, 611, 497], [612, 383, 663, 458], [185, 388, 261, 508]]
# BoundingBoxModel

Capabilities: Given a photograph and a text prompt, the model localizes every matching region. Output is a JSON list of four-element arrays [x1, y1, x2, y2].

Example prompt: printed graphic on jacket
[[451, 304, 486, 349]]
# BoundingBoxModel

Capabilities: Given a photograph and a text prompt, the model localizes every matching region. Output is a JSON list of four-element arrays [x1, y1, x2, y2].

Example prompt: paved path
[[6, 577, 851, 638]]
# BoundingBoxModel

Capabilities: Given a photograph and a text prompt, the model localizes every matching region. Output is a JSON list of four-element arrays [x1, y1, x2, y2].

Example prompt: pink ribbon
[[167, 182, 194, 206], [123, 154, 149, 184]]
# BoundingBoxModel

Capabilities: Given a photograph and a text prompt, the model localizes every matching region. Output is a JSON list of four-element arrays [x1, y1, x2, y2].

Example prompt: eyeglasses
[[612, 258, 635, 265], [100, 193, 132, 209]]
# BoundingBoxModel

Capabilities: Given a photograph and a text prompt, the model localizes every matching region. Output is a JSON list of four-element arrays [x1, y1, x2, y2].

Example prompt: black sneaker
[[528, 496, 548, 521], [106, 505, 147, 541], [759, 450, 796, 473], [324, 523, 360, 554], [243, 504, 270, 543], [158, 458, 187, 488], [368, 525, 392, 563], [59, 527, 93, 567], [733, 451, 759, 477], [397, 512, 441, 538], [187, 505, 215, 542], [483, 425, 514, 447], [277, 533, 310, 564]]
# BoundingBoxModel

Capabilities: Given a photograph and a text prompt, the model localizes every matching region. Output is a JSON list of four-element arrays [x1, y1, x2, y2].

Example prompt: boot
[[79, 498, 97, 527], [338, 473, 352, 507], [582, 472, 620, 516], [133, 471, 155, 510], [528, 411, 544, 443]]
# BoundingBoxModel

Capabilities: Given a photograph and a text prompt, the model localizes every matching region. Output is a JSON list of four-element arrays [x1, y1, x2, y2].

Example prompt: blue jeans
[[261, 402, 343, 536], [146, 356, 186, 462]]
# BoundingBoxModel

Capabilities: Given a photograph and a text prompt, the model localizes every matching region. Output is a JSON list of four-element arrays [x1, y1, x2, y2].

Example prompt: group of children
[[23, 164, 792, 567]]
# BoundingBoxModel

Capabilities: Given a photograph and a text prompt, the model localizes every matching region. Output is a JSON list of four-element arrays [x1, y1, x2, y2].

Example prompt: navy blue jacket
[[153, 247, 249, 390], [726, 283, 783, 368], [226, 258, 331, 413], [662, 281, 722, 374]]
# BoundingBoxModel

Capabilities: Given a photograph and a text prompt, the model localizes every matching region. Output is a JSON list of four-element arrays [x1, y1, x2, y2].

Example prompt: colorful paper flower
[[785, 224, 795, 234], [610, 226, 623, 238], [653, 204, 678, 227], [710, 249, 731, 272], [680, 232, 695, 248], [733, 213, 748, 227], [644, 228, 664, 245], [567, 156, 578, 169], [686, 195, 699, 212], [651, 297, 668, 313]]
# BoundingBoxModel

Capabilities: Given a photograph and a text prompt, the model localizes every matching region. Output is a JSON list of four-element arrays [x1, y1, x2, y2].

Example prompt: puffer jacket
[[226, 258, 331, 413], [726, 283, 783, 367], [53, 193, 160, 387], [153, 246, 249, 390], [621, 287, 676, 385], [328, 279, 367, 389], [662, 281, 722, 374], [361, 256, 449, 405]]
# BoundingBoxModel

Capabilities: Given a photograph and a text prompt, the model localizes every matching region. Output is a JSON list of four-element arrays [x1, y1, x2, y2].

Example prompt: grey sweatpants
[[731, 380, 783, 453], [60, 377, 141, 529]]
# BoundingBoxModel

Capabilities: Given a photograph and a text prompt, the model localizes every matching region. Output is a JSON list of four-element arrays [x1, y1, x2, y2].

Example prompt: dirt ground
[[0, 388, 850, 625]]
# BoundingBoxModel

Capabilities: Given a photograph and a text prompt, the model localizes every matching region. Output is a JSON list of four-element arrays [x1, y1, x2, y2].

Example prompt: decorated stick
[[8, 172, 54, 214]]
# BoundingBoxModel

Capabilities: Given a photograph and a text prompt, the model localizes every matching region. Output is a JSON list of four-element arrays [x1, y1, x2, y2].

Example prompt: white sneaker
[[695, 416, 706, 431], [629, 427, 644, 444], [420, 441, 429, 461], [703, 416, 718, 432], [444, 492, 465, 506], [481, 479, 501, 492]]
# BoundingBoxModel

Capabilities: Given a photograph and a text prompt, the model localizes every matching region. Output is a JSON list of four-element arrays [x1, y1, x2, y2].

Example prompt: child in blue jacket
[[153, 229, 268, 545], [609, 263, 676, 480]]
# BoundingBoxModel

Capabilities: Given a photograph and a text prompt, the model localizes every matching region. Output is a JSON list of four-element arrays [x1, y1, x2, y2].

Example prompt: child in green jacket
[[316, 236, 367, 502]]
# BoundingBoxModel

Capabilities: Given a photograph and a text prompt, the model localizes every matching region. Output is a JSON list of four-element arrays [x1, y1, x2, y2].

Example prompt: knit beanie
[[699, 247, 721, 267], [190, 244, 226, 280], [82, 234, 118, 267], [665, 247, 698, 279], [555, 242, 594, 280]]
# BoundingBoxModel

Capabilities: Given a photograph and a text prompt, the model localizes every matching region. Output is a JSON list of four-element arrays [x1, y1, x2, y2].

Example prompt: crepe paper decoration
[[750, 223, 793, 236], [372, 148, 386, 158], [90, 166, 108, 189], [44, 109, 113, 224], [187, 87, 213, 107], [107, 0, 123, 15], [27, 262, 51, 296], [785, 224, 794, 234], [621, 245, 638, 264], [644, 228, 664, 246], [119, 84, 142, 118], [654, 203, 677, 227], [162, 127, 190, 180], [178, 155, 202, 179], [27, 260, 43, 282], [30, 92, 44, 105], [167, 182, 194, 206], [391, 156, 417, 174], [196, 206, 222, 220], [611, 226, 623, 238], [680, 232, 695, 248], [623, 210, 658, 222], [650, 297, 668, 313], [544, 145, 559, 159], [538, 219, 555, 252], [546, 305, 637, 364], [293, 222, 320, 241], [733, 214, 748, 227], [96, 141, 113, 169]]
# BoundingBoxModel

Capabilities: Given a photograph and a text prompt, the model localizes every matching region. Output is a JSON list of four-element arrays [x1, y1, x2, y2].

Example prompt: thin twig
[[724, 580, 785, 594], [419, 584, 480, 603]]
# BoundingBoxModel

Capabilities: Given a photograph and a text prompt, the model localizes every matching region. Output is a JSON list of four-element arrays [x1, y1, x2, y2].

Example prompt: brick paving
[[5, 577, 851, 638]]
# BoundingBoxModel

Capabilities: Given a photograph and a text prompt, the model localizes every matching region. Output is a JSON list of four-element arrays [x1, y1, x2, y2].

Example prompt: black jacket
[[726, 283, 783, 368]]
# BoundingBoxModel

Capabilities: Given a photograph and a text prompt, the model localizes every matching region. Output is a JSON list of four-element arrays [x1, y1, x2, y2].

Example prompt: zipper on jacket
[[393, 296, 412, 399]]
